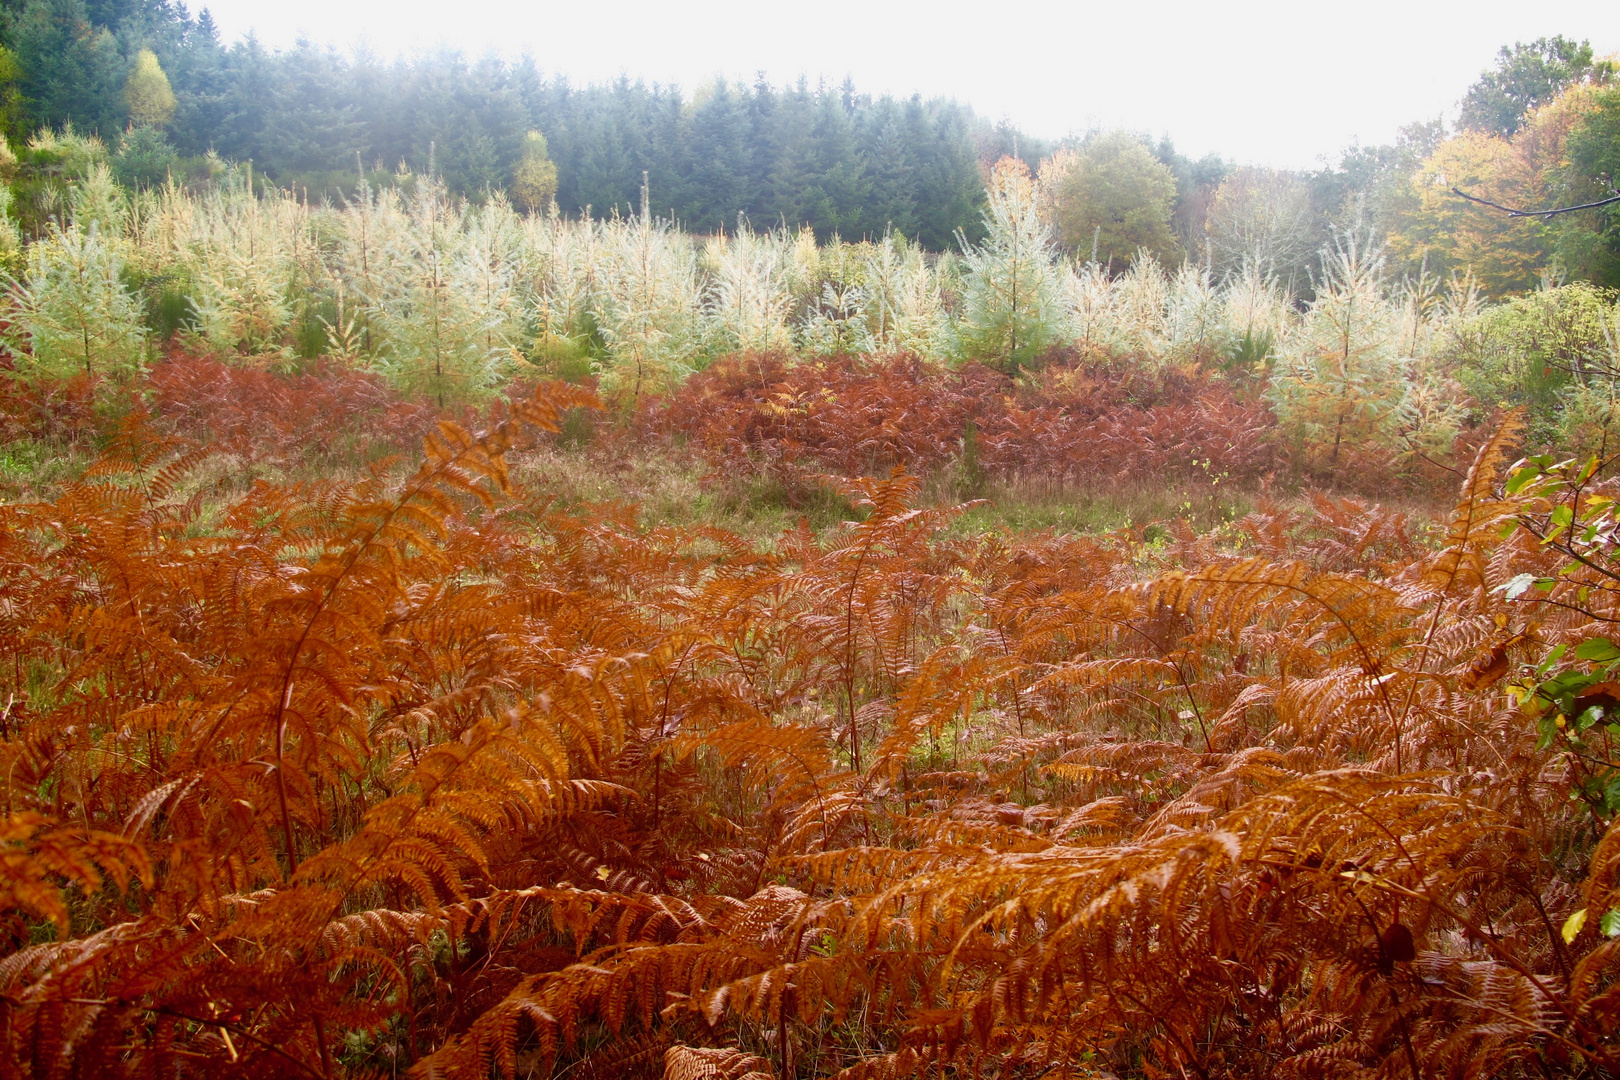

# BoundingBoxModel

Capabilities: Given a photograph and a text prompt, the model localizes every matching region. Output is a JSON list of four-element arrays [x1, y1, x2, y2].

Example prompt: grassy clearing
[[512, 437, 1273, 545], [934, 472, 1255, 537], [0, 423, 1430, 554]]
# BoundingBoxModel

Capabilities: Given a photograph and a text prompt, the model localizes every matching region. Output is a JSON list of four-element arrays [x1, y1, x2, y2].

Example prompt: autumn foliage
[[1, 364, 1619, 1080], [644, 352, 1277, 489], [0, 354, 437, 461], [141, 354, 441, 463]]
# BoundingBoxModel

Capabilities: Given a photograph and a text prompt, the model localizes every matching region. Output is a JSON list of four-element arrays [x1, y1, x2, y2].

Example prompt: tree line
[[0, 0, 1018, 246], [0, 1, 1614, 285], [1028, 37, 1619, 294]]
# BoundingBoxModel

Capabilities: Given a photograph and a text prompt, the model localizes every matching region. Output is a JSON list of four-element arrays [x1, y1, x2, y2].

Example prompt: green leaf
[[1537, 669, 1597, 699], [1536, 643, 1569, 677], [1506, 464, 1542, 495], [1575, 638, 1620, 663], [1536, 718, 1559, 750], [1602, 909, 1620, 938]]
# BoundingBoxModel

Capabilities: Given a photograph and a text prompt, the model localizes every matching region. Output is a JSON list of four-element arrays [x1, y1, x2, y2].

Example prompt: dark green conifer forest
[[0, 0, 1014, 244]]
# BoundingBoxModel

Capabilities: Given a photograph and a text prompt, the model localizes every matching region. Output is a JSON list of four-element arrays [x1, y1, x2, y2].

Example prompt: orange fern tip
[[0, 813, 153, 932], [512, 380, 604, 435]]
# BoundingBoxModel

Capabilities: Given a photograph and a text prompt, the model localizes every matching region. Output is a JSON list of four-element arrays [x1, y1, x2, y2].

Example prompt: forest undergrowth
[[1, 352, 1619, 1079]]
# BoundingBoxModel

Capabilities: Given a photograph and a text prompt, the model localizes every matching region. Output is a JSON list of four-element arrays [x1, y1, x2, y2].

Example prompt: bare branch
[[1451, 185, 1620, 219]]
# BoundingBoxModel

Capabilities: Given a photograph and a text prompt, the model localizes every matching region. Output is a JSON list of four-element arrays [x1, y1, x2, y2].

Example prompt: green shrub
[[1441, 282, 1617, 441], [111, 127, 178, 190]]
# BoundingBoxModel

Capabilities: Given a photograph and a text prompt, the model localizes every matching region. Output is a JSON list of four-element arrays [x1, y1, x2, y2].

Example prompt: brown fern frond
[[664, 1044, 775, 1080], [0, 813, 151, 935]]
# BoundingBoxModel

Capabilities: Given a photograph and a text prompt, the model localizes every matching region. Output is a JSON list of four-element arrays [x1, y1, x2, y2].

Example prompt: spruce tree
[[1268, 233, 1409, 465], [953, 157, 1061, 373], [595, 191, 698, 404], [370, 177, 504, 407], [685, 81, 751, 233], [5, 219, 145, 381]]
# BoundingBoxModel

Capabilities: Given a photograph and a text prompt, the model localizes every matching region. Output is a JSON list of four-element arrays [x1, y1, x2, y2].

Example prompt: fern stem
[[312, 1014, 334, 1079], [276, 677, 298, 876]]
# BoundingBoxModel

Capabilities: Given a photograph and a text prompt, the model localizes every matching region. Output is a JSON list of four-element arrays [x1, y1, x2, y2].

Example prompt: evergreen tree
[[743, 76, 782, 221], [953, 157, 1062, 373], [685, 80, 751, 233], [596, 195, 698, 403], [5, 218, 145, 380], [164, 6, 228, 157], [110, 124, 176, 188], [0, 0, 1009, 248], [6, 0, 128, 135], [208, 36, 274, 165], [370, 178, 504, 406], [765, 80, 818, 231], [703, 224, 792, 355], [177, 167, 298, 355], [801, 88, 869, 239], [0, 45, 23, 140], [1268, 233, 1409, 465], [857, 97, 917, 240], [909, 97, 984, 249], [258, 41, 365, 176]]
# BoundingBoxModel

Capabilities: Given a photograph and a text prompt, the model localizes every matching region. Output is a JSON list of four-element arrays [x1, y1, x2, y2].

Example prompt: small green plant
[[1518, 637, 1620, 820], [1223, 326, 1275, 376], [1505, 452, 1620, 824], [1442, 282, 1617, 443], [111, 127, 178, 190], [141, 274, 196, 339], [955, 419, 986, 497]]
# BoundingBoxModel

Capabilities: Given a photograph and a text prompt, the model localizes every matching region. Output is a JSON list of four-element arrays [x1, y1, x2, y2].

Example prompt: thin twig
[[1451, 186, 1620, 219]]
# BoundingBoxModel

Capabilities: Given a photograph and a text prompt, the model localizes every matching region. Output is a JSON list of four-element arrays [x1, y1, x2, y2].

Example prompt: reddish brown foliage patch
[[0, 369, 100, 446], [2, 377, 1617, 1079], [143, 353, 439, 463], [641, 353, 1278, 487]]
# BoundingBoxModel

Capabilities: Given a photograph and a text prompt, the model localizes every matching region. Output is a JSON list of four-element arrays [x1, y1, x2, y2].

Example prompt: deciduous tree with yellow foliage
[[510, 130, 559, 215], [123, 48, 175, 129], [1391, 56, 1619, 297], [1387, 131, 1548, 295]]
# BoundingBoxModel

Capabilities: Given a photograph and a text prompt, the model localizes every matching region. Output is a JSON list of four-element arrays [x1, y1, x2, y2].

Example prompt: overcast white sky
[[195, 0, 1615, 169]]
